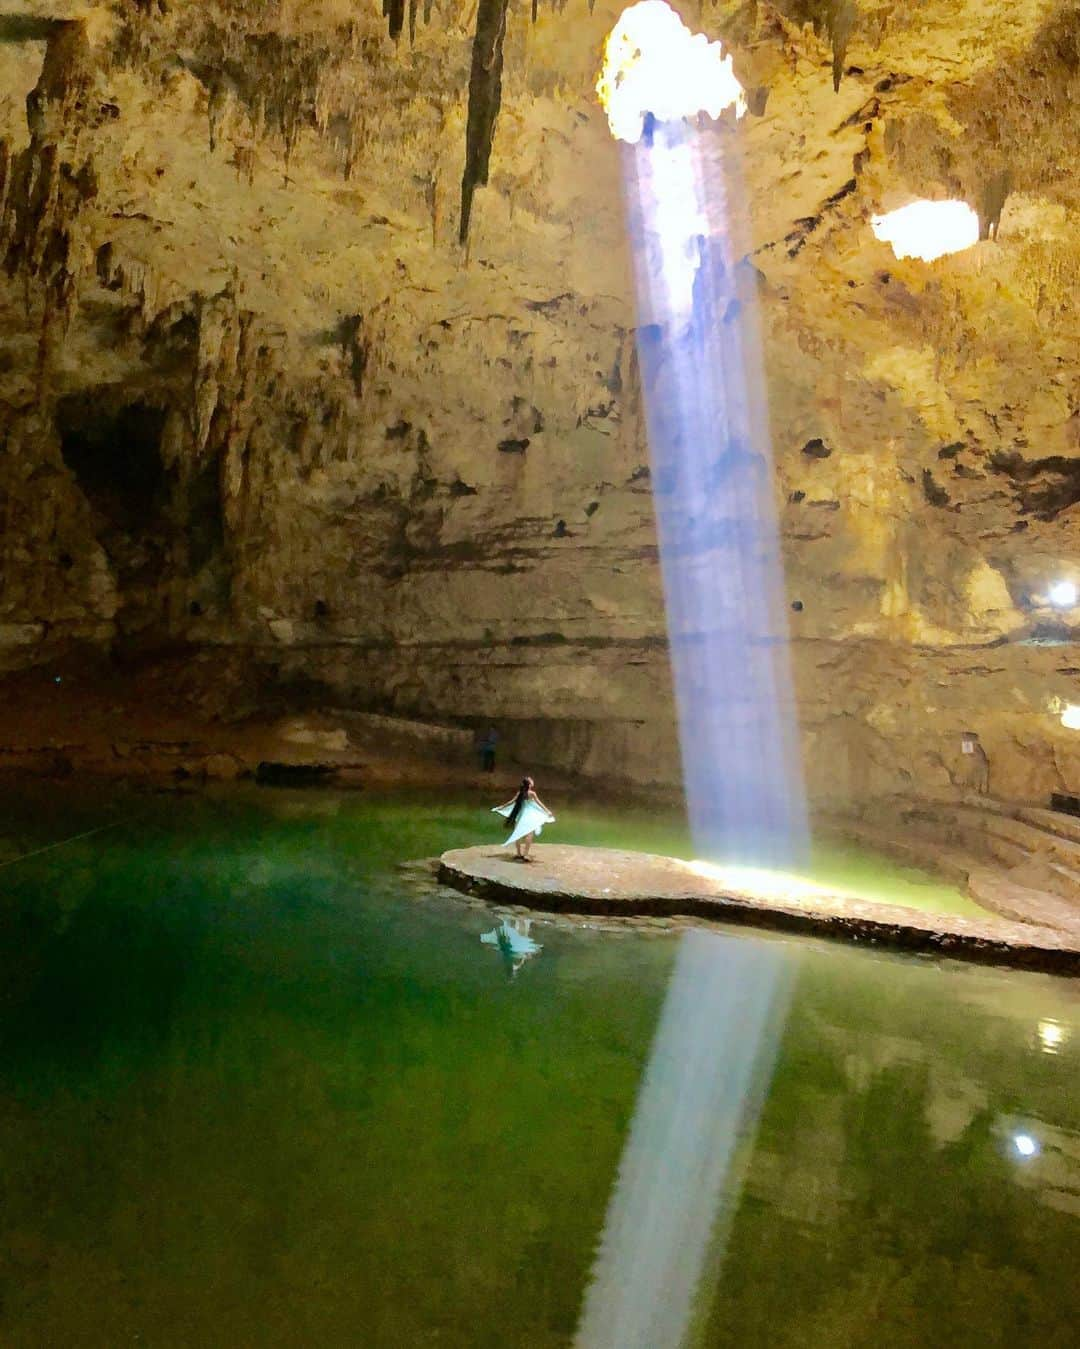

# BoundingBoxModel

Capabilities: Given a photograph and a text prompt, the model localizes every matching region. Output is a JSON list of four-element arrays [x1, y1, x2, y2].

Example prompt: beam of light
[[1013, 1132, 1039, 1159], [870, 200, 980, 262], [577, 8, 808, 1347], [597, 0, 746, 145], [1048, 579, 1078, 608], [575, 932, 793, 1349], [620, 116, 808, 867], [685, 858, 857, 904]]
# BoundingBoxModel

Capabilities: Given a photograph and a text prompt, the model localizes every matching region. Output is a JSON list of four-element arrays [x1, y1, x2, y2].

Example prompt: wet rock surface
[[438, 842, 1080, 973]]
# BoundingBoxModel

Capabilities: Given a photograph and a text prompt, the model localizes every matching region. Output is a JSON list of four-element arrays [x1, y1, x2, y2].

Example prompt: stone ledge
[[437, 845, 1080, 975]]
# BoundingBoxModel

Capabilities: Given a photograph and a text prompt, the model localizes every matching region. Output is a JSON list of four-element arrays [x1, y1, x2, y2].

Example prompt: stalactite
[[460, 0, 511, 245], [233, 144, 256, 186], [27, 147, 61, 278], [1, 20, 98, 386], [338, 314, 370, 397], [424, 171, 439, 248], [979, 169, 1011, 241], [384, 0, 405, 42], [207, 77, 230, 153], [30, 19, 94, 129], [780, 1, 858, 92], [828, 0, 856, 92], [220, 310, 259, 524], [0, 138, 11, 229]]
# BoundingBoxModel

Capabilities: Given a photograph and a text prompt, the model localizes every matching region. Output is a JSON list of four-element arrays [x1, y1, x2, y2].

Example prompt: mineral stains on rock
[[0, 2, 1079, 808], [460, 0, 511, 245]]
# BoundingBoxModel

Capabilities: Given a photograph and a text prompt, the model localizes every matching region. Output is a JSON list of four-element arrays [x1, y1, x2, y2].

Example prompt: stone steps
[[1016, 805, 1080, 848], [892, 801, 1080, 868], [965, 868, 1080, 935], [1006, 857, 1080, 904], [953, 805, 1080, 876], [843, 797, 1080, 936]]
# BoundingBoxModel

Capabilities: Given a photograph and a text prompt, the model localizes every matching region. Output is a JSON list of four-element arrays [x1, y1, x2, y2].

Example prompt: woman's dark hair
[[507, 776, 534, 829]]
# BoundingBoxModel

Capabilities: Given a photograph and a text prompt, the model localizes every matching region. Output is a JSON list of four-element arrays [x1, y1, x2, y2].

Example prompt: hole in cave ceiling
[[597, 0, 746, 144], [870, 200, 980, 262]]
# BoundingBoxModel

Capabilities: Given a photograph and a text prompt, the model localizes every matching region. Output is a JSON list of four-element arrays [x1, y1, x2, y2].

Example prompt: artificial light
[[1048, 580, 1078, 608], [1037, 1018, 1068, 1054]]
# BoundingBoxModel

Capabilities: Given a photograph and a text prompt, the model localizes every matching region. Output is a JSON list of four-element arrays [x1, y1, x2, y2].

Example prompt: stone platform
[[437, 845, 1080, 974]]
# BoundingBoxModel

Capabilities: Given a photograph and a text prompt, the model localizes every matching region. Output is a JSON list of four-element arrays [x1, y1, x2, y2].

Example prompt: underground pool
[[0, 785, 1077, 1347]]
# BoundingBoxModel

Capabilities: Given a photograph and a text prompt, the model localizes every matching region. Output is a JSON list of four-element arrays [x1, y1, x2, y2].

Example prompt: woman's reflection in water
[[480, 916, 542, 978]]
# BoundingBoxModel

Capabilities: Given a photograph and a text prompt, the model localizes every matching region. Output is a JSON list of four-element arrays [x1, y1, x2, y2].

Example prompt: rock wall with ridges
[[2, 1, 1080, 805]]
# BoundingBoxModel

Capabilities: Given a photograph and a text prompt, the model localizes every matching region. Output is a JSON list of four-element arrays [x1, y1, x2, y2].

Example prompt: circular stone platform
[[437, 845, 1080, 974]]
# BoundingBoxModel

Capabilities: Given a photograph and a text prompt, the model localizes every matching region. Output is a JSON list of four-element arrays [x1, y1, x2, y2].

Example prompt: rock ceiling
[[1, 0, 1080, 804]]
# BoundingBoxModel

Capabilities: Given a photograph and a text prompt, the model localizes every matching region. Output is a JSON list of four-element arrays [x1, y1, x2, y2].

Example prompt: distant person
[[492, 776, 555, 862], [479, 727, 498, 773]]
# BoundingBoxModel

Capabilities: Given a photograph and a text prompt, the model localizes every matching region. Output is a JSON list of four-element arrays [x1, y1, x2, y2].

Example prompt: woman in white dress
[[492, 776, 555, 862]]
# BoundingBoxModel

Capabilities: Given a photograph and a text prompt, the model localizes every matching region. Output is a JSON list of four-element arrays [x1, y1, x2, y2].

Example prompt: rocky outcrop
[[437, 842, 1080, 973], [2, 2, 1080, 808]]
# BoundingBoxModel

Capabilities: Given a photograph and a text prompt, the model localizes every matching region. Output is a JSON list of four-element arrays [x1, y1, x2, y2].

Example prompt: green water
[[0, 786, 1077, 1347]]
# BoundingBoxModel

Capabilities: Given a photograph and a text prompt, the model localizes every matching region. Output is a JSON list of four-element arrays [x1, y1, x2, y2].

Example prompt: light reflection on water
[[0, 786, 1076, 1347], [577, 931, 791, 1349]]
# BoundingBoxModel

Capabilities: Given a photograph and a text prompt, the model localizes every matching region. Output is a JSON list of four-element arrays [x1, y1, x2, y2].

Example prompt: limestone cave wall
[[2, 0, 1080, 808]]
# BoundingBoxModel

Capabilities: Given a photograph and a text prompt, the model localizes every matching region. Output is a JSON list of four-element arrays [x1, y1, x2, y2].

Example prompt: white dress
[[481, 919, 542, 960], [493, 798, 556, 847]]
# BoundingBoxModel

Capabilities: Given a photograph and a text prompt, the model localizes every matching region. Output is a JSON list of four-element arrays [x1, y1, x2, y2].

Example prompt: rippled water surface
[[1, 786, 1076, 1346]]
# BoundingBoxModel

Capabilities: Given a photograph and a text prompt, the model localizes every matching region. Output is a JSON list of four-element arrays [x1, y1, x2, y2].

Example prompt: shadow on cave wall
[[57, 396, 169, 533], [55, 392, 227, 639], [0, 16, 59, 44], [991, 450, 1080, 521]]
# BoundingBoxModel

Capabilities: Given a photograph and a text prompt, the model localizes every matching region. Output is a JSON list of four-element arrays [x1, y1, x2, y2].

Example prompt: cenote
[[3, 3, 1080, 1343], [1, 786, 1077, 1346]]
